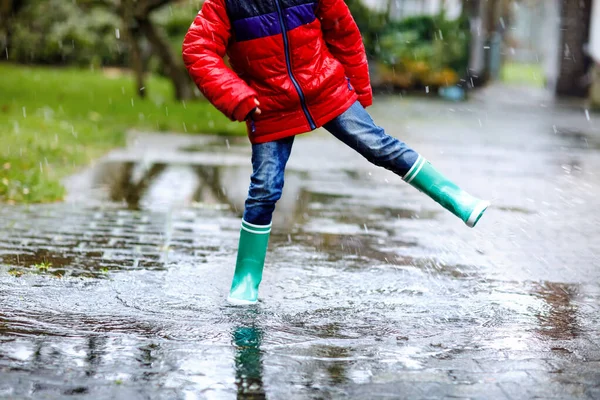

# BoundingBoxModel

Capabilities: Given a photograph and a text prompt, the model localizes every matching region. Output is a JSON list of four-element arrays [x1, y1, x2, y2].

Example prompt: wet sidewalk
[[1, 93, 600, 399]]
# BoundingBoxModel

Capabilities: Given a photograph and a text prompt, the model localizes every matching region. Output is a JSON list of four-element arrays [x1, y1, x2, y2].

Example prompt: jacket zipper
[[274, 0, 317, 130]]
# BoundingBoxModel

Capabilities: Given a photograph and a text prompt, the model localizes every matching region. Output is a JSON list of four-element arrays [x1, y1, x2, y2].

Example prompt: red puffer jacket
[[182, 0, 372, 144]]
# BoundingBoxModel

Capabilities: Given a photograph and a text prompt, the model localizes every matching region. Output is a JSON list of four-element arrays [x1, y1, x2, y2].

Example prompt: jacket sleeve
[[182, 0, 258, 122], [317, 0, 372, 108]]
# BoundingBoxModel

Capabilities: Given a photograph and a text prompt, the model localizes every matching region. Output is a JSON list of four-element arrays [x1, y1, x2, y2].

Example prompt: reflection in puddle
[[0, 247, 165, 278], [107, 163, 167, 209], [555, 127, 600, 150], [315, 345, 351, 385], [533, 282, 580, 340], [93, 161, 440, 232], [233, 326, 266, 399]]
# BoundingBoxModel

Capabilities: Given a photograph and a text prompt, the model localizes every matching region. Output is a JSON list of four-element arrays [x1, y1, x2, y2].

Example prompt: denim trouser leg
[[243, 136, 295, 226], [324, 101, 418, 177]]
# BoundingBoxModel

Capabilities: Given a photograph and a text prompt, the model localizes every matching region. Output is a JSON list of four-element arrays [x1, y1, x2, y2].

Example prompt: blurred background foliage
[[7, 0, 123, 66], [2, 0, 470, 91], [2, 0, 203, 81], [347, 0, 470, 89]]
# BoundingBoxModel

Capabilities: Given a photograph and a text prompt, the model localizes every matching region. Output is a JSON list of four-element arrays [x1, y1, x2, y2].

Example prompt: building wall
[[363, 0, 462, 20], [590, 0, 600, 107], [590, 0, 600, 63]]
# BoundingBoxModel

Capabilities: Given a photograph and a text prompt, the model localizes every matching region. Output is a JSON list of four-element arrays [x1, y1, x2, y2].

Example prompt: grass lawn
[[0, 63, 243, 203], [501, 63, 545, 88]]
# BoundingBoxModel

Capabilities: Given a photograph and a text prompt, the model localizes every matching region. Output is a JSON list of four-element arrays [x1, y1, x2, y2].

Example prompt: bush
[[7, 0, 124, 66], [373, 12, 471, 89]]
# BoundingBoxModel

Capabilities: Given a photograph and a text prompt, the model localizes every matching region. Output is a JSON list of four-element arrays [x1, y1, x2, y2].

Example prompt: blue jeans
[[243, 101, 419, 225]]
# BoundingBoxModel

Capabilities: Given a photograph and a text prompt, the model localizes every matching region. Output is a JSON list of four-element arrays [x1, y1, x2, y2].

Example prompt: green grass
[[501, 62, 545, 88], [0, 63, 243, 203]]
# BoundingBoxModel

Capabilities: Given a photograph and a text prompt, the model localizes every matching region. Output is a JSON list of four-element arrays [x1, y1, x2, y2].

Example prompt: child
[[182, 0, 489, 305]]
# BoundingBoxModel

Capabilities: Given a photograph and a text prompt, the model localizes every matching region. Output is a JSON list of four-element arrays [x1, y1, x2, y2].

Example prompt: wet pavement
[[1, 91, 600, 399]]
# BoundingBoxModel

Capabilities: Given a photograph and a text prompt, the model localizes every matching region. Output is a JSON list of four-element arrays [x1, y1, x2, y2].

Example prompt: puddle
[[532, 282, 581, 340], [554, 127, 600, 150], [2, 108, 600, 397]]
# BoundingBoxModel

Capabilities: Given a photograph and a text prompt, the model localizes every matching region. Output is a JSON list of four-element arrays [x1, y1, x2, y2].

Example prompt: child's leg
[[324, 102, 489, 227], [228, 136, 295, 305], [243, 136, 295, 225], [324, 102, 419, 175]]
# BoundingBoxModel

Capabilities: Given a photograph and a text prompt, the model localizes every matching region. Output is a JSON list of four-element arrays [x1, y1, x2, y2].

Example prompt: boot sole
[[466, 200, 490, 228], [227, 296, 258, 306]]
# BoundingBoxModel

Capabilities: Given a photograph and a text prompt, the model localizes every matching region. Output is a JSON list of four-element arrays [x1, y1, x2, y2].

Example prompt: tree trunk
[[555, 0, 593, 97], [137, 17, 193, 101], [120, 0, 147, 98], [126, 26, 147, 98]]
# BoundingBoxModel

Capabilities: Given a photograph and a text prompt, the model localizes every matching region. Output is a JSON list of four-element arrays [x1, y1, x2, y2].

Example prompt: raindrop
[[131, 98, 135, 107], [182, 100, 187, 109], [115, 29, 120, 39], [165, 106, 169, 116], [500, 17, 505, 29], [183, 123, 188, 132], [225, 139, 230, 149], [438, 30, 443, 40], [363, 224, 369, 233], [22, 107, 26, 118], [425, 86, 429, 94], [585, 109, 590, 121]]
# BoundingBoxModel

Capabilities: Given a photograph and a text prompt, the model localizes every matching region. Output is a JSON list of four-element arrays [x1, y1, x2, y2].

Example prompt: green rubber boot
[[404, 155, 490, 228], [227, 220, 271, 305]]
